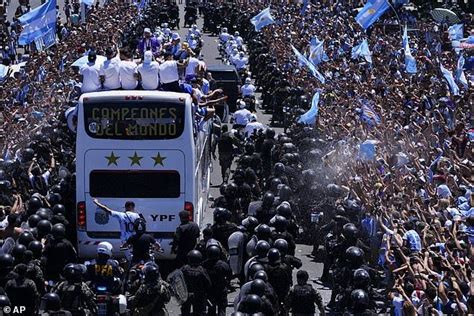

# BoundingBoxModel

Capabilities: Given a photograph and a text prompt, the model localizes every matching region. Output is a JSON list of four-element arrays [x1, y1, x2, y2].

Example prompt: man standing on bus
[[93, 199, 140, 258]]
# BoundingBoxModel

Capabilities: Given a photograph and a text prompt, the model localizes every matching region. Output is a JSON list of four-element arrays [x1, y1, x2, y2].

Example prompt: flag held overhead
[[250, 7, 275, 32], [355, 0, 390, 30], [18, 0, 57, 45]]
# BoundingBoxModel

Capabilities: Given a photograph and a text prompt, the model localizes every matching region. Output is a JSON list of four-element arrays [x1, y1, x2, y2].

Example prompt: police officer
[[265, 249, 292, 311], [124, 218, 160, 265], [232, 101, 251, 130], [0, 253, 15, 291], [171, 210, 200, 268], [129, 263, 171, 316], [39, 293, 72, 316], [211, 208, 238, 250], [286, 270, 325, 316], [42, 223, 77, 281], [53, 263, 97, 316], [85, 242, 123, 290], [214, 125, 240, 184], [180, 250, 212, 316], [202, 245, 232, 316], [5, 263, 40, 315]]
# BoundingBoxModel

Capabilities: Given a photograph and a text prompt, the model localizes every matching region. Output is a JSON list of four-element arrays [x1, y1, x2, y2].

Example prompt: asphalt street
[[5, 0, 331, 314]]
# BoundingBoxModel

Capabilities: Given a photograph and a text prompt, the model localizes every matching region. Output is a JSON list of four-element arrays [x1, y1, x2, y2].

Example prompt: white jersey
[[159, 60, 179, 84], [119, 60, 138, 90], [80, 62, 101, 93], [233, 109, 251, 126], [241, 84, 256, 97], [244, 121, 265, 138], [137, 61, 160, 90], [99, 57, 121, 90]]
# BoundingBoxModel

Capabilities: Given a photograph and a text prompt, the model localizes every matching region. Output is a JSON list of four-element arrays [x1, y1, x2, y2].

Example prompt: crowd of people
[[0, 0, 472, 315]]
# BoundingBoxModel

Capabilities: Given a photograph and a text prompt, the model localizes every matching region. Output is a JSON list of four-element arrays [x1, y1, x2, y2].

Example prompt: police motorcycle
[[95, 278, 128, 316], [184, 5, 198, 28]]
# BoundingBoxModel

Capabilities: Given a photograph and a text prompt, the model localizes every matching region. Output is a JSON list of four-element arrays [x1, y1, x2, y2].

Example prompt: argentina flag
[[250, 7, 275, 32], [355, 0, 390, 30], [18, 0, 57, 45]]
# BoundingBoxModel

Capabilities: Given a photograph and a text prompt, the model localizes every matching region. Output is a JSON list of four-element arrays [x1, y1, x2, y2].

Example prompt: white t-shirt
[[233, 109, 251, 126], [185, 57, 200, 77], [79, 62, 101, 92], [244, 121, 264, 138], [137, 61, 160, 90], [119, 60, 138, 90], [241, 84, 256, 97], [159, 60, 179, 84], [99, 57, 121, 90]]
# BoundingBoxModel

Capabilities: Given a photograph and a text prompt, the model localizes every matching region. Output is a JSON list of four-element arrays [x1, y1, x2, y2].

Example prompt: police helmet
[[353, 268, 370, 288], [143, 263, 160, 283], [0, 254, 14, 270], [63, 263, 81, 282], [267, 248, 281, 264], [345, 246, 365, 268], [97, 241, 113, 257], [36, 220, 52, 236], [28, 240, 43, 258], [133, 218, 146, 234], [206, 245, 221, 260], [269, 178, 282, 193], [265, 128, 275, 139], [18, 231, 35, 246], [12, 244, 27, 261], [262, 192, 274, 208], [51, 223, 66, 239], [213, 207, 229, 223], [52, 204, 66, 215], [250, 279, 266, 297], [278, 185, 292, 201], [274, 239, 289, 256], [248, 263, 264, 280], [273, 215, 288, 232], [40, 293, 60, 311], [240, 294, 262, 314], [276, 202, 292, 219], [241, 216, 259, 231], [27, 214, 41, 228], [36, 208, 52, 220], [22, 148, 35, 161], [253, 270, 268, 282], [350, 289, 369, 312], [187, 250, 203, 265], [255, 224, 271, 240], [342, 223, 359, 239], [0, 295, 10, 308], [28, 196, 43, 212], [254, 240, 270, 257]]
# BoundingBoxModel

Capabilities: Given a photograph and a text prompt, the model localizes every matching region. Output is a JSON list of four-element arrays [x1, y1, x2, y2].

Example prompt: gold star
[[128, 152, 143, 166], [151, 152, 166, 167], [105, 152, 120, 166]]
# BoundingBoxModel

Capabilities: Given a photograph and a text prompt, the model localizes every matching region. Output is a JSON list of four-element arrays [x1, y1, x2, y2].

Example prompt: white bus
[[75, 90, 212, 258]]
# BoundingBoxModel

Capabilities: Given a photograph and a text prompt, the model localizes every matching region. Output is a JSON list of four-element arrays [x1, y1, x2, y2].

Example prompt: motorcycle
[[96, 284, 128, 316]]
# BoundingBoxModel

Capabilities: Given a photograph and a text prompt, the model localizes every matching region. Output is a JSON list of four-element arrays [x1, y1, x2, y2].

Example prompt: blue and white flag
[[250, 7, 275, 32], [352, 39, 372, 63], [359, 140, 378, 161], [291, 45, 325, 84], [309, 37, 328, 65], [456, 54, 468, 89], [355, 0, 390, 30], [359, 99, 381, 127], [298, 92, 320, 126], [403, 25, 417, 74], [447, 24, 463, 41], [18, 0, 57, 45], [440, 64, 460, 96], [301, 0, 309, 16]]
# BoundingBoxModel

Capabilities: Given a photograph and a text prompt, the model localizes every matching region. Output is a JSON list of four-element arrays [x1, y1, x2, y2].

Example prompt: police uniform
[[241, 83, 256, 97], [233, 108, 251, 127], [287, 283, 324, 315], [129, 280, 171, 316], [53, 281, 97, 316]]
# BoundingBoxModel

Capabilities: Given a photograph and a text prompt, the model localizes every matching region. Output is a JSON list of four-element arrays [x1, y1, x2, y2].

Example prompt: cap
[[245, 77, 251, 84], [143, 51, 153, 64], [239, 101, 246, 109], [249, 114, 257, 122], [144, 28, 151, 34], [172, 33, 180, 41], [97, 241, 113, 256]]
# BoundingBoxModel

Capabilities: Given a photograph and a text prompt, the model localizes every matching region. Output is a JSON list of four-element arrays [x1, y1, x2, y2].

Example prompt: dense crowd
[[0, 0, 472, 315]]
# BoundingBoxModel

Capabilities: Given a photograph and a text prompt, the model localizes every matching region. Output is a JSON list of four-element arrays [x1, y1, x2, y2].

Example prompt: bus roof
[[79, 90, 192, 103]]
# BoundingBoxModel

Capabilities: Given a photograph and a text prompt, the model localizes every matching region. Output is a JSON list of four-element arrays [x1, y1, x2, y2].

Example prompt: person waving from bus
[[93, 199, 140, 255]]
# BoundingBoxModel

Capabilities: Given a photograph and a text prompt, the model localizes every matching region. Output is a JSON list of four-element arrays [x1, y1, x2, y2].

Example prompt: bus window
[[90, 170, 180, 198], [83, 100, 185, 140]]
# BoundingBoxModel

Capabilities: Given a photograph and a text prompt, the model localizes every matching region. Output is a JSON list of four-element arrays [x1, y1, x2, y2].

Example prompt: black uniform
[[172, 221, 200, 267], [53, 281, 97, 316], [210, 222, 238, 250], [180, 264, 211, 316], [202, 259, 232, 316], [42, 237, 77, 281], [85, 258, 122, 290], [266, 261, 292, 305], [126, 232, 157, 264], [286, 283, 324, 315], [5, 275, 39, 315], [129, 280, 171, 316]]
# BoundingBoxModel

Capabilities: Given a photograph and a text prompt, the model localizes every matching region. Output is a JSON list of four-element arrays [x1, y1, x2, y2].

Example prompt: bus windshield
[[83, 100, 185, 140]]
